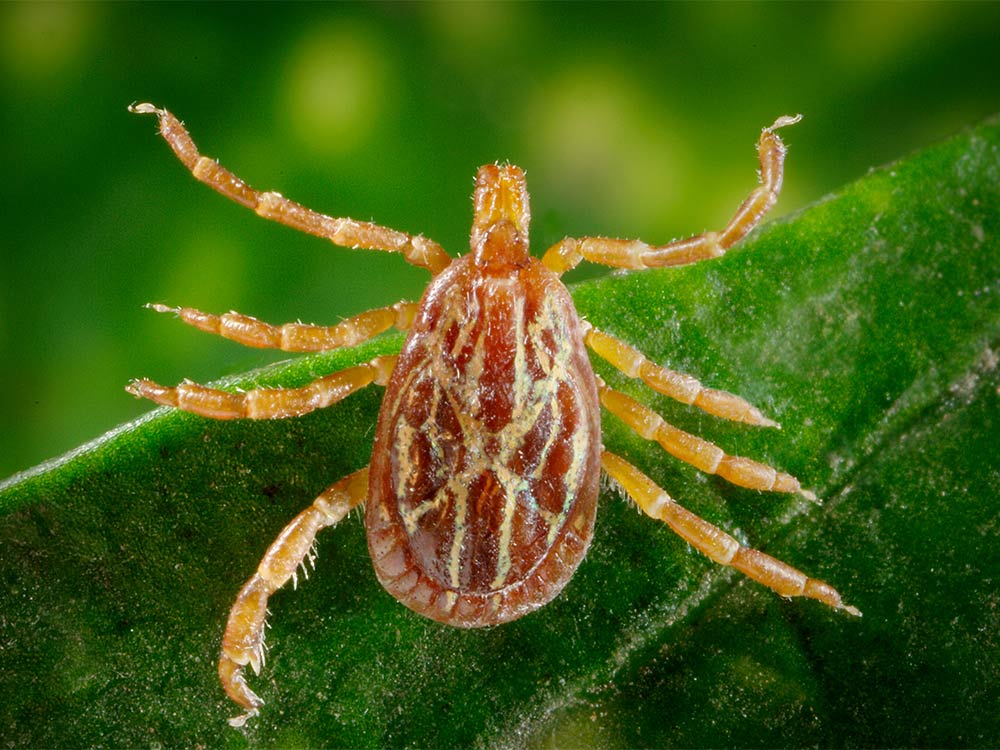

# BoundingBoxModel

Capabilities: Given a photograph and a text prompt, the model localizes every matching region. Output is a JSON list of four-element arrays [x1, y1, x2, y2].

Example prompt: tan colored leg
[[147, 300, 418, 352], [126, 354, 397, 420], [219, 468, 370, 727], [129, 103, 451, 275], [585, 326, 778, 427], [602, 451, 859, 615], [542, 115, 800, 274], [597, 378, 815, 501]]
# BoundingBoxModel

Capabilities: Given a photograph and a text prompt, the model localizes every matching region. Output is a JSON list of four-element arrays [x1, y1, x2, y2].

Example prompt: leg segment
[[148, 299, 418, 352], [601, 451, 859, 615], [219, 467, 370, 727], [542, 115, 801, 274], [127, 354, 397, 420], [129, 103, 451, 275], [597, 378, 816, 501], [585, 326, 778, 427]]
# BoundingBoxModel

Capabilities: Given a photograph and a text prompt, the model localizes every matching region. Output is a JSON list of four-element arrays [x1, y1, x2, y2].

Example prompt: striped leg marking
[[219, 468, 370, 727], [597, 378, 815, 501], [147, 300, 418, 352], [601, 451, 859, 615], [129, 103, 451, 275], [541, 115, 800, 275], [127, 354, 397, 420], [585, 326, 779, 427]]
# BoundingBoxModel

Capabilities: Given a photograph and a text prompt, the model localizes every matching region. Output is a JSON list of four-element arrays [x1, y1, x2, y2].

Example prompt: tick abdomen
[[367, 254, 602, 627]]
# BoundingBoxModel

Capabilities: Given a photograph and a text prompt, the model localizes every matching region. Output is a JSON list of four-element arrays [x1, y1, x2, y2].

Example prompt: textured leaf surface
[[1, 119, 998, 748]]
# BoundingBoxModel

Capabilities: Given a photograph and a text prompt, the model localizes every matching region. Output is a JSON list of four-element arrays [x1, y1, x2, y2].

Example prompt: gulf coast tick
[[126, 103, 859, 727]]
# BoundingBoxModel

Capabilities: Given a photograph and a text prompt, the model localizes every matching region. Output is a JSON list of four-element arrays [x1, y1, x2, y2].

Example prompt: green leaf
[[2, 117, 998, 748]]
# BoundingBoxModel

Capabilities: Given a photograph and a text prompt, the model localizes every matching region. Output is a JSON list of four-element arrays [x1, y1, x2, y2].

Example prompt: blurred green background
[[1, 2, 998, 479]]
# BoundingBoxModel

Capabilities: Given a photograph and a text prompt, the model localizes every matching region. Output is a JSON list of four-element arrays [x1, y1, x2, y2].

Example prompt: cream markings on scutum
[[389, 271, 591, 593]]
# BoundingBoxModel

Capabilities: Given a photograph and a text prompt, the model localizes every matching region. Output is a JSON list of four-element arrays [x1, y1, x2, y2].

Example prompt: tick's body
[[127, 104, 859, 727], [370, 226, 601, 627]]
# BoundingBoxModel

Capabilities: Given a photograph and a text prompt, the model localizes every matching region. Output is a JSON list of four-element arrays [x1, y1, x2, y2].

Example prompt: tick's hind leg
[[129, 103, 450, 274], [601, 451, 859, 615], [597, 378, 815, 501], [542, 115, 800, 274], [585, 326, 779, 427], [220, 468, 369, 727], [127, 354, 396, 420], [147, 300, 418, 352]]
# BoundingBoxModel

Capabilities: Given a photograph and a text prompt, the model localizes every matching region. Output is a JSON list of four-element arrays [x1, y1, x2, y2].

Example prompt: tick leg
[[601, 450, 859, 615], [127, 354, 397, 420], [129, 103, 451, 275], [542, 115, 800, 274], [597, 378, 815, 501], [585, 326, 778, 427], [219, 467, 369, 727], [147, 299, 418, 352]]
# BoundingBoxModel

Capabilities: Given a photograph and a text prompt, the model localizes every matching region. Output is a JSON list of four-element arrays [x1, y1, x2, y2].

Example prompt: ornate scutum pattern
[[367, 254, 602, 627]]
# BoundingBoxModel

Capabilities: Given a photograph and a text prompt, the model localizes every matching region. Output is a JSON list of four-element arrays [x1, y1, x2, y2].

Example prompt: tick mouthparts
[[471, 163, 531, 243]]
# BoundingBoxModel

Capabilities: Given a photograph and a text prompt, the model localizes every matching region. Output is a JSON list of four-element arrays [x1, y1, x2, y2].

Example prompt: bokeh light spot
[[279, 23, 390, 156], [0, 3, 95, 82], [828, 3, 951, 74], [527, 65, 683, 233]]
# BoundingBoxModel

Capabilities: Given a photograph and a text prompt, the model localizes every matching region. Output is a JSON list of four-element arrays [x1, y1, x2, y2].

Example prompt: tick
[[127, 103, 860, 727]]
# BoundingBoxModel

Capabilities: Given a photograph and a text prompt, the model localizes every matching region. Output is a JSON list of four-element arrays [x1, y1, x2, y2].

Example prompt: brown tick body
[[127, 104, 859, 727], [369, 176, 602, 626]]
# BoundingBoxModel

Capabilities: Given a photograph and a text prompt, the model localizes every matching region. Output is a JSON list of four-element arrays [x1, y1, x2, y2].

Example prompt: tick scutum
[[366, 252, 602, 627]]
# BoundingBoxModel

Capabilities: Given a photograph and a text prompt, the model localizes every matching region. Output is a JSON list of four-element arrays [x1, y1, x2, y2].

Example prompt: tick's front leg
[[220, 468, 369, 727], [130, 103, 450, 274], [542, 115, 800, 274]]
